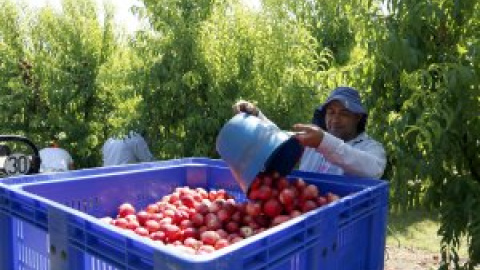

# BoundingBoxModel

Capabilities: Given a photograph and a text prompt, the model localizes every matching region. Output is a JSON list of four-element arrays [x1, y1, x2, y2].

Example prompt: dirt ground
[[384, 245, 480, 270], [384, 245, 441, 270]]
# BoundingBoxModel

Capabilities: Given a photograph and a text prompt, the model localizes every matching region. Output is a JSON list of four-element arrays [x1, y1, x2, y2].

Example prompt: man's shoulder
[[39, 147, 55, 154], [39, 147, 72, 157], [353, 133, 384, 148], [54, 148, 72, 156], [58, 147, 72, 155], [125, 134, 147, 147], [103, 138, 125, 149]]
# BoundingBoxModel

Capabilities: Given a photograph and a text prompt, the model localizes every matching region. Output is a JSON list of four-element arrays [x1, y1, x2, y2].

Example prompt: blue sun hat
[[312, 86, 368, 133]]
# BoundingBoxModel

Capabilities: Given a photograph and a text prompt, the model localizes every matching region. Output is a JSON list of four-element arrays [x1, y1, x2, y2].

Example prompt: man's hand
[[292, 124, 324, 148], [232, 100, 259, 116]]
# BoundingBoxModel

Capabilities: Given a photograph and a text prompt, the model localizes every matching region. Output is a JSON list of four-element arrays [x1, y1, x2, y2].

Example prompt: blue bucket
[[216, 113, 304, 193]]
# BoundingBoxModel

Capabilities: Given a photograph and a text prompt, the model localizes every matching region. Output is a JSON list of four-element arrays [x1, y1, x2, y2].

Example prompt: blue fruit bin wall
[[0, 158, 388, 270]]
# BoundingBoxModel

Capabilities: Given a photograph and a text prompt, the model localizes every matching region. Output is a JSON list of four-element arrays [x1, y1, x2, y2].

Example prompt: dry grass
[[387, 209, 469, 256], [385, 208, 476, 269]]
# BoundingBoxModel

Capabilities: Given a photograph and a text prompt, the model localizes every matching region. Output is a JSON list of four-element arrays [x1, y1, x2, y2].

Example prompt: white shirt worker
[[39, 147, 74, 173], [102, 131, 154, 166]]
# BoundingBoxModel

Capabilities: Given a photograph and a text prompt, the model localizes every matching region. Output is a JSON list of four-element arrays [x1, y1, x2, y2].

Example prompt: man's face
[[325, 100, 362, 141]]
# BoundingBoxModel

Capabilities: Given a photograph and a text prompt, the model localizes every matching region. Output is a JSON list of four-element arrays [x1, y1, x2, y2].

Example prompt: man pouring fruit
[[233, 86, 387, 179]]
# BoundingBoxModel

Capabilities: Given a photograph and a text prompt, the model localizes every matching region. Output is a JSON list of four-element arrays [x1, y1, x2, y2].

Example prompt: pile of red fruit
[[100, 173, 340, 255]]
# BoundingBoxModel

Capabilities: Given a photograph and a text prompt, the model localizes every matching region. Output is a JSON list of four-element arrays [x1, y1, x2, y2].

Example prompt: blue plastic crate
[[0, 158, 388, 270], [1, 157, 226, 185]]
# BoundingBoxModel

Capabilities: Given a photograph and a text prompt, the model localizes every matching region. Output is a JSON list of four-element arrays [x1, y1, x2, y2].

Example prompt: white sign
[[4, 153, 31, 176]]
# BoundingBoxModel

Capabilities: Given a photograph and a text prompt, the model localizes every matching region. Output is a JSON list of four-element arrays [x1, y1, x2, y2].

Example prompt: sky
[[18, 0, 262, 34], [18, 0, 145, 34]]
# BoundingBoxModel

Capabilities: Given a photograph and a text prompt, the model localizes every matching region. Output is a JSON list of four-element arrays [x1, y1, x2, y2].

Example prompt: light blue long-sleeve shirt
[[299, 132, 387, 179], [257, 111, 387, 179]]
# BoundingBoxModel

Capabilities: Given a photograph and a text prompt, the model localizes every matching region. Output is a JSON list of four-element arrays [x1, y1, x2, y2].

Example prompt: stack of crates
[[0, 158, 388, 270]]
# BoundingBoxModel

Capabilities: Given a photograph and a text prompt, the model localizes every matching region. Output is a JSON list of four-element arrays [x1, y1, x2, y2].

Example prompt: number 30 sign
[[4, 153, 31, 176]]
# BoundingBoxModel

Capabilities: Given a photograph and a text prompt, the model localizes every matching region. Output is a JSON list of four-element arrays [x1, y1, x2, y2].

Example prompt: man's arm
[[294, 124, 386, 179], [317, 132, 386, 179], [132, 136, 154, 162], [64, 149, 75, 170]]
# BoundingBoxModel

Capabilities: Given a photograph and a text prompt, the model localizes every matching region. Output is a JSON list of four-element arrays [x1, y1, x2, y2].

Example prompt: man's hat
[[312, 86, 368, 133]]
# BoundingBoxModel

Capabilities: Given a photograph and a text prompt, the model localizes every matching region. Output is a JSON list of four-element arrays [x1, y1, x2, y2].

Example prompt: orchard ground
[[385, 209, 479, 270]]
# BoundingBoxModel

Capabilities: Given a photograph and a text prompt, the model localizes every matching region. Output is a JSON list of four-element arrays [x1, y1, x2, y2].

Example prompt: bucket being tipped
[[216, 113, 304, 194]]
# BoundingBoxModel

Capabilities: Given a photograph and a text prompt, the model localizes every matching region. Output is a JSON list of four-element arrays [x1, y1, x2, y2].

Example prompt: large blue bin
[[0, 158, 388, 270]]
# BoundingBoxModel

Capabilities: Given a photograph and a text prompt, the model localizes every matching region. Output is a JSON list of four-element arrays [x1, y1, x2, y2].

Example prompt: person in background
[[233, 86, 387, 179], [0, 144, 12, 175], [39, 134, 74, 173], [0, 144, 11, 157], [102, 130, 154, 166]]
